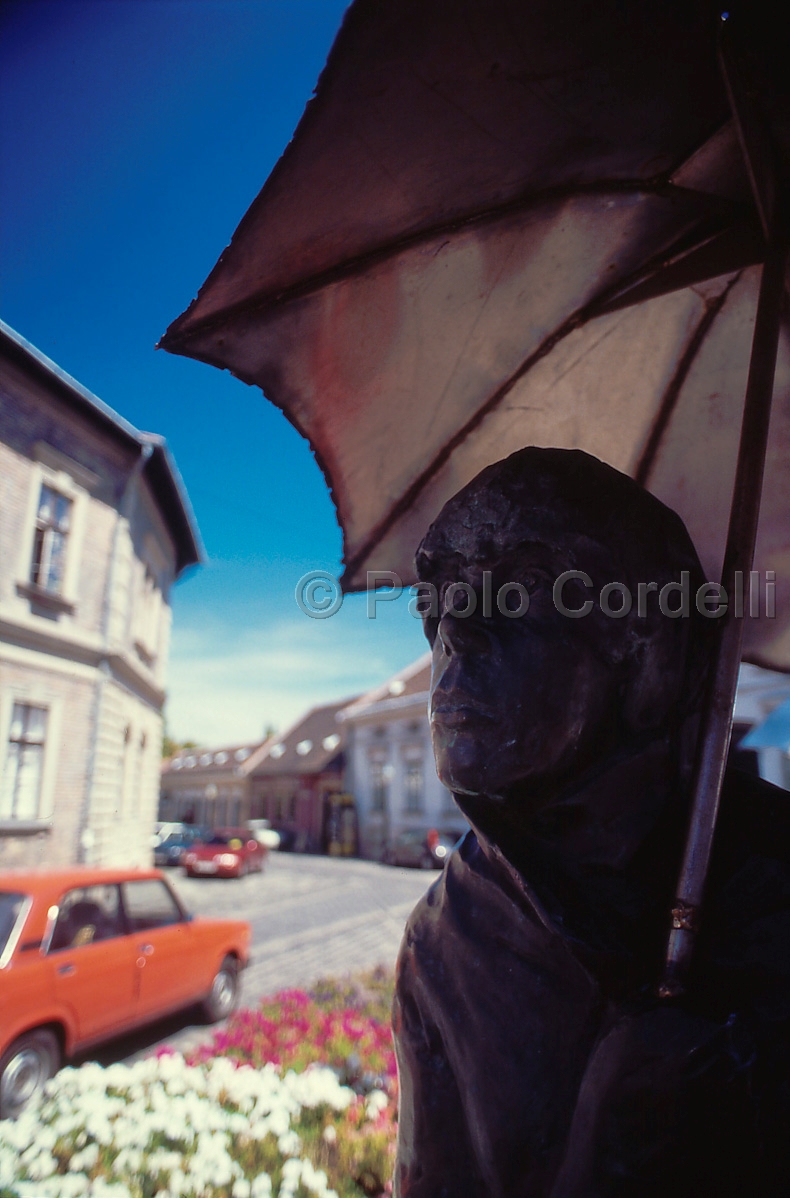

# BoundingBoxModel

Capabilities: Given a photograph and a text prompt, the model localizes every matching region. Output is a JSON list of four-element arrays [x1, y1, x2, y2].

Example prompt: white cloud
[[165, 610, 426, 745]]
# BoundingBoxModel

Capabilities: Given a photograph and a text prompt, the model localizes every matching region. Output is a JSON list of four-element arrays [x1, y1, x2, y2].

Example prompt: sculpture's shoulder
[[400, 830, 480, 954], [718, 766, 790, 858], [711, 766, 790, 897]]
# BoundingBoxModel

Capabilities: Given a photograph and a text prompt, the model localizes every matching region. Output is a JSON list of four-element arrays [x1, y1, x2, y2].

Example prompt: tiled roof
[[252, 698, 358, 777], [161, 740, 268, 778], [338, 654, 431, 721]]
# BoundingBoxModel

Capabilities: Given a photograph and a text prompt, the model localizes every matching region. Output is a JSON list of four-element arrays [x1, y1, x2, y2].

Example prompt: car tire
[[419, 852, 434, 870], [0, 1028, 61, 1120], [200, 956, 240, 1023]]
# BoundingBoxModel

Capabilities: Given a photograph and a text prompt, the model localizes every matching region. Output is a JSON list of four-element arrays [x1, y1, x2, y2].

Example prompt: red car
[[183, 829, 267, 878], [0, 868, 251, 1118]]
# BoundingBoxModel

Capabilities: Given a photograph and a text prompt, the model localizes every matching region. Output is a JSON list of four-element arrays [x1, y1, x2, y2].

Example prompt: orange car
[[0, 867, 251, 1118]]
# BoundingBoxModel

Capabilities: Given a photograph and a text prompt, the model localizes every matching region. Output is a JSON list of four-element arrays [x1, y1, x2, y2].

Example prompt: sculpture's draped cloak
[[393, 748, 790, 1197]]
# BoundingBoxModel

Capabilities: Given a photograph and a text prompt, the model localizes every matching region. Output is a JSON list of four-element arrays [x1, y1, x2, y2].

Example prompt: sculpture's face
[[427, 540, 621, 798]]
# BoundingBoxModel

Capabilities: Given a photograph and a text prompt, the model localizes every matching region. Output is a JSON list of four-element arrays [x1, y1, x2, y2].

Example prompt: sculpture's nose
[[437, 611, 491, 657]]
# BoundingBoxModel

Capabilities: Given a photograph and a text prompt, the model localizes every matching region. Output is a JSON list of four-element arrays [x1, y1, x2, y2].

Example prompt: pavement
[[78, 852, 434, 1066]]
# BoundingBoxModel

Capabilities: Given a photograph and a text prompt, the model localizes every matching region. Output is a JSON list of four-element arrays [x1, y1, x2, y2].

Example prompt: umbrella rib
[[160, 178, 748, 350], [634, 271, 742, 487]]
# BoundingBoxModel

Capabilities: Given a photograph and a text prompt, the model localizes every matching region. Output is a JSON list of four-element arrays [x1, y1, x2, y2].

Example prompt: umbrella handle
[[659, 198, 789, 1000]]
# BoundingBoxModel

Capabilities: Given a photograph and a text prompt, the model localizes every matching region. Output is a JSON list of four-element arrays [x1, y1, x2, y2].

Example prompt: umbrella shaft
[[661, 218, 789, 997]]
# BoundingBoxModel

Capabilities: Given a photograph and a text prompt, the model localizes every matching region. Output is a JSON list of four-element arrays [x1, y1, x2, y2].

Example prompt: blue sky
[[0, 0, 427, 744]]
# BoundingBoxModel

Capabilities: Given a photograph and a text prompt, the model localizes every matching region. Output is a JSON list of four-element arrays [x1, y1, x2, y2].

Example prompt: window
[[122, 879, 182, 931], [0, 704, 48, 821], [49, 886, 123, 951], [404, 757, 424, 814], [369, 757, 389, 813], [30, 484, 72, 594]]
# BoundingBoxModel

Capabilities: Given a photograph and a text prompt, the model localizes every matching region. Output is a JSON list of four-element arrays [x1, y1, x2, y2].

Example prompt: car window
[[0, 892, 26, 960], [49, 885, 123, 952], [122, 879, 183, 932]]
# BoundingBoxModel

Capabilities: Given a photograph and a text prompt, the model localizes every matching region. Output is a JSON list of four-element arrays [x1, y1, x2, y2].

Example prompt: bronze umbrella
[[161, 0, 790, 989]]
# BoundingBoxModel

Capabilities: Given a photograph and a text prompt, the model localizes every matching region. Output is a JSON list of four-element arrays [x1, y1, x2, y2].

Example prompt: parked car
[[246, 819, 282, 850], [382, 827, 461, 869], [182, 829, 267, 878], [0, 868, 251, 1119], [150, 821, 186, 848], [269, 824, 298, 852], [153, 825, 211, 867]]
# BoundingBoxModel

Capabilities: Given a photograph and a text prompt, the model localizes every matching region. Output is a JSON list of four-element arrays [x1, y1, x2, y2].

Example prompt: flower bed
[[0, 972, 397, 1198], [187, 971, 397, 1097]]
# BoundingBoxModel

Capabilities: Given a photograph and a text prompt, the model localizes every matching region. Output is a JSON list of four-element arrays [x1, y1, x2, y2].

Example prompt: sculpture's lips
[[431, 702, 498, 727]]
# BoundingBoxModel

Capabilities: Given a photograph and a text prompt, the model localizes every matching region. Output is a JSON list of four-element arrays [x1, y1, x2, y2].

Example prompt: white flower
[[365, 1088, 390, 1119], [1, 1047, 364, 1198]]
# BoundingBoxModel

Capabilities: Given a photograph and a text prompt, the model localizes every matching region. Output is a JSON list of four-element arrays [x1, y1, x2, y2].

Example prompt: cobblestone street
[[171, 852, 434, 1000], [82, 853, 434, 1066]]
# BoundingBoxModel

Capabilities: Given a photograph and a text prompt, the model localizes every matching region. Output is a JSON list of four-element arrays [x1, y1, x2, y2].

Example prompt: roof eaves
[[338, 689, 430, 722], [0, 320, 203, 577], [140, 436, 204, 573], [337, 652, 432, 720], [0, 318, 140, 444]]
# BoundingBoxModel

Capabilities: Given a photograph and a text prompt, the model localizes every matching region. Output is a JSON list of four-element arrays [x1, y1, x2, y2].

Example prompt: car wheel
[[0, 1029, 61, 1120], [419, 852, 434, 870], [201, 956, 240, 1022]]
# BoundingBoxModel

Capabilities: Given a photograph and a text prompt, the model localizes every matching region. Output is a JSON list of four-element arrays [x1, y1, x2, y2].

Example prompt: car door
[[47, 884, 137, 1044], [121, 877, 200, 1018]]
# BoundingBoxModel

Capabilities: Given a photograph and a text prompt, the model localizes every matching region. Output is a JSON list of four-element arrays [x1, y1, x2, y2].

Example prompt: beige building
[[340, 655, 467, 860], [0, 320, 200, 870], [159, 740, 267, 829]]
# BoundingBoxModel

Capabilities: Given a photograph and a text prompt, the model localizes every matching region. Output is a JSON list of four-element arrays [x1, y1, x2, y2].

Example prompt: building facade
[[731, 662, 790, 786], [0, 320, 200, 870], [249, 700, 354, 853], [159, 740, 266, 829], [340, 656, 467, 860]]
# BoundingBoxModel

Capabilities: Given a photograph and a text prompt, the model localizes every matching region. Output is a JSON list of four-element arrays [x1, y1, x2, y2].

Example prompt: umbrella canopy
[[161, 0, 790, 989], [161, 0, 789, 672]]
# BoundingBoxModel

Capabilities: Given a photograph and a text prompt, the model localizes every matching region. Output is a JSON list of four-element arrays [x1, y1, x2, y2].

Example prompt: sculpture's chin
[[433, 729, 496, 796]]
